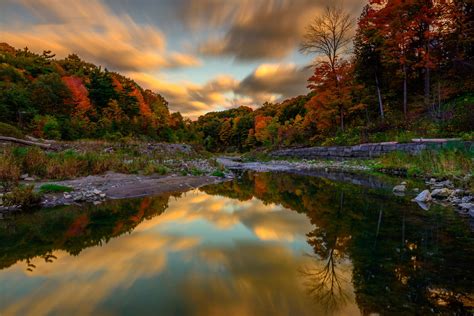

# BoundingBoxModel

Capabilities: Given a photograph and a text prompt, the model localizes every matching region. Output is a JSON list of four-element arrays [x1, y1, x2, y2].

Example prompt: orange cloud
[[0, 0, 200, 71]]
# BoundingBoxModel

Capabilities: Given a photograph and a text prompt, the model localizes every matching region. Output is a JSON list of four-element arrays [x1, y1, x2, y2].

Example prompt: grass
[[211, 170, 225, 177], [370, 147, 473, 178], [2, 185, 42, 208], [0, 144, 212, 181], [39, 184, 73, 194]]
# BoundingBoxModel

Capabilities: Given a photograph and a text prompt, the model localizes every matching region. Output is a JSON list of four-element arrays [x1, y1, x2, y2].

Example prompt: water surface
[[0, 171, 472, 315]]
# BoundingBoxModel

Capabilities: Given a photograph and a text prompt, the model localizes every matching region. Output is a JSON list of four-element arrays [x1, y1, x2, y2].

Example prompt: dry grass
[[0, 154, 21, 192]]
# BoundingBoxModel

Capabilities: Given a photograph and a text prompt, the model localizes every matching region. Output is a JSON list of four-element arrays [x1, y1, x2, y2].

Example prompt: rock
[[458, 203, 473, 210], [414, 190, 432, 203], [401, 181, 407, 185], [93, 189, 102, 195], [20, 173, 29, 180], [433, 180, 453, 189], [461, 196, 472, 204], [99, 193, 106, 198], [431, 188, 453, 199], [413, 188, 419, 192], [24, 177, 35, 181], [63, 193, 72, 199], [469, 209, 474, 218], [393, 185, 406, 193]]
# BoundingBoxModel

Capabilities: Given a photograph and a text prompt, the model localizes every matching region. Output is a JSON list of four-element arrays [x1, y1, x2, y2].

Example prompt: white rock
[[93, 189, 102, 195], [24, 177, 35, 181], [393, 185, 406, 193], [461, 196, 472, 204], [415, 190, 432, 203], [458, 203, 473, 210], [20, 173, 29, 180]]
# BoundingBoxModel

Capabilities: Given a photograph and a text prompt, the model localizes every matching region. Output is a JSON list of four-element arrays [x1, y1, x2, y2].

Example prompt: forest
[[0, 0, 473, 152]]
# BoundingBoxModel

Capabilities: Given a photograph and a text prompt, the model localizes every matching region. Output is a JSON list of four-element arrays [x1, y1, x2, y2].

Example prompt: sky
[[0, 0, 365, 118]]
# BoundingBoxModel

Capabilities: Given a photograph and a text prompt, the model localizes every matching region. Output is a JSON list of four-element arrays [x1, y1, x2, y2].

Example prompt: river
[[0, 171, 472, 315]]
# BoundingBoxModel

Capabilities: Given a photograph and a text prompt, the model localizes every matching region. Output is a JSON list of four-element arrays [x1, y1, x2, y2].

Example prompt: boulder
[[393, 185, 406, 193], [414, 190, 432, 203]]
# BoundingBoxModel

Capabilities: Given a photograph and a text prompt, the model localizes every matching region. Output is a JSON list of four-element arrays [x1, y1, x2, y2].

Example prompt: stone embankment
[[271, 139, 473, 160]]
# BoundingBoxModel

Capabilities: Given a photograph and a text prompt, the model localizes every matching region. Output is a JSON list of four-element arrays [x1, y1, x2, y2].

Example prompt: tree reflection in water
[[1, 171, 473, 314], [202, 171, 474, 314]]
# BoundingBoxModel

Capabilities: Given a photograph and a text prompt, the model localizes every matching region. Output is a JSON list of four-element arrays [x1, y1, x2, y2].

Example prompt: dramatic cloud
[[131, 63, 311, 118], [184, 0, 364, 61], [236, 63, 312, 103], [0, 0, 365, 117], [0, 0, 200, 71]]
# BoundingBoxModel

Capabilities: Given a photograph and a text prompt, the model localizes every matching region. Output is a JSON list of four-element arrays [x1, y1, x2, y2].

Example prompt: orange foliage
[[254, 173, 268, 196], [305, 60, 364, 133], [111, 75, 124, 92], [254, 115, 272, 142], [130, 86, 152, 118], [62, 76, 92, 113], [65, 214, 90, 237]]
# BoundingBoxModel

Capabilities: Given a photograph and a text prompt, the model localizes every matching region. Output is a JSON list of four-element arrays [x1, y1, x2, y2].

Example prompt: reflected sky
[[0, 190, 360, 316]]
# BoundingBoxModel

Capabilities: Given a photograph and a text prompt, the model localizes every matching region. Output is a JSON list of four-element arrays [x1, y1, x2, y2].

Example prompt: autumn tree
[[300, 4, 355, 131]]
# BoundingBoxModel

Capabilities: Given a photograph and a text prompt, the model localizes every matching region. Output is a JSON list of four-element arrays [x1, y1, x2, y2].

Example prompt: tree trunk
[[375, 73, 384, 120], [403, 64, 408, 118], [0, 136, 52, 149], [340, 106, 344, 132], [424, 67, 431, 108]]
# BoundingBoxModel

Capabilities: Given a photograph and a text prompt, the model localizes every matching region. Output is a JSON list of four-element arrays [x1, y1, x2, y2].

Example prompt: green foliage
[[0, 122, 24, 138], [32, 115, 61, 139], [211, 170, 225, 178], [39, 184, 73, 194]]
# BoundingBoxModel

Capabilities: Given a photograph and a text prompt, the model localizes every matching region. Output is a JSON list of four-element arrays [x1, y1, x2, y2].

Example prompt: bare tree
[[300, 4, 354, 73]]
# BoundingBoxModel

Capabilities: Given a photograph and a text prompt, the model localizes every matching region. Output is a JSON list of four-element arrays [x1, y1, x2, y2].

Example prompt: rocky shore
[[393, 178, 474, 217], [0, 172, 232, 212]]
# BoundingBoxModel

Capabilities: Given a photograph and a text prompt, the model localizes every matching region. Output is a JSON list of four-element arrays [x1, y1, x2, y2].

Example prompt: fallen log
[[0, 136, 52, 149]]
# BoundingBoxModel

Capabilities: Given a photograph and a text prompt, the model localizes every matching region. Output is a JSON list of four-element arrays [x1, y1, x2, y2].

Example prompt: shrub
[[211, 170, 225, 178], [23, 147, 48, 177], [0, 156, 21, 192], [2, 185, 42, 208], [143, 163, 170, 176], [0, 122, 24, 139], [39, 184, 73, 193], [32, 115, 62, 139]]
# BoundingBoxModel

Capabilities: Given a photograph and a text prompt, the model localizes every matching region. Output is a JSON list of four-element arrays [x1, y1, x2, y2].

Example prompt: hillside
[[0, 43, 192, 142]]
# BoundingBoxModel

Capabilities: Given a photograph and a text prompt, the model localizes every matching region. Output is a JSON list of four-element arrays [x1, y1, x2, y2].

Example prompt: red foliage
[[111, 75, 124, 92], [62, 76, 92, 113], [305, 60, 363, 133], [130, 86, 152, 118]]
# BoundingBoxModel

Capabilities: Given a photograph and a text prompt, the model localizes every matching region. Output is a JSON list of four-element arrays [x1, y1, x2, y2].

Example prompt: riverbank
[[0, 172, 231, 212], [0, 140, 232, 211]]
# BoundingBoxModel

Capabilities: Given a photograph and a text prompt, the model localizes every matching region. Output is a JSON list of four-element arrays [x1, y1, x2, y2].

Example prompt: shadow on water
[[0, 171, 473, 315]]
